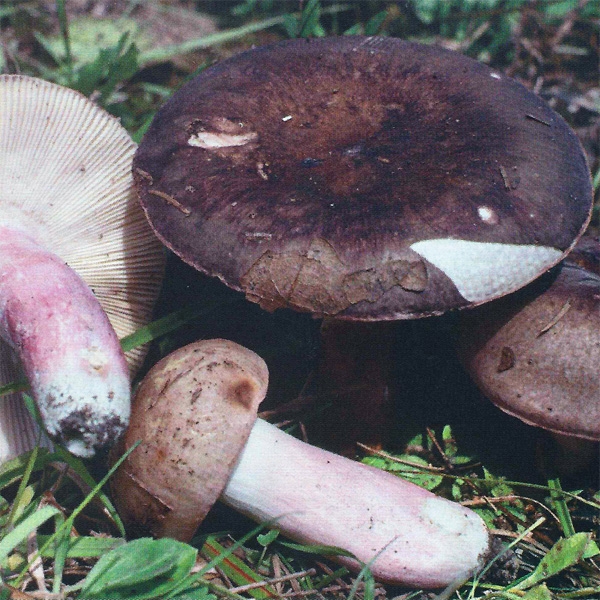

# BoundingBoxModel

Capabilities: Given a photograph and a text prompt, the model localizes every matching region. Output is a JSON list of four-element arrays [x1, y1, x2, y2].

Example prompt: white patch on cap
[[490, 72, 502, 80], [188, 131, 257, 149], [477, 206, 497, 224], [410, 239, 562, 303]]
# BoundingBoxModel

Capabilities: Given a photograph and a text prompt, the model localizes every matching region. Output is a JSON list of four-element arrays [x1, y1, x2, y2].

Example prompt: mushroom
[[111, 339, 492, 589], [0, 75, 165, 458], [456, 260, 599, 471], [132, 36, 592, 452]]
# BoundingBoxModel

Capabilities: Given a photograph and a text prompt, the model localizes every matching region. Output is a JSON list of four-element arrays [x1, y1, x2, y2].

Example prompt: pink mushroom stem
[[111, 339, 492, 589], [222, 418, 492, 588], [0, 227, 130, 457]]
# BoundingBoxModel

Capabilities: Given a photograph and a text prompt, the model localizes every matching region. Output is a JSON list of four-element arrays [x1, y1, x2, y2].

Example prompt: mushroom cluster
[[114, 35, 596, 588], [0, 75, 165, 458]]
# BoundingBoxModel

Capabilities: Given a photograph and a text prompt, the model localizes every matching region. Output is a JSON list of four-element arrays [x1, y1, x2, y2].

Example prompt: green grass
[[0, 0, 598, 598]]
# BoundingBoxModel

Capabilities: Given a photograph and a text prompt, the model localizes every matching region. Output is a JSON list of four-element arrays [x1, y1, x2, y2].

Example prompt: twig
[[537, 300, 571, 337], [526, 113, 552, 126], [463, 494, 561, 528], [426, 427, 455, 471], [147, 189, 191, 215], [26, 532, 47, 595], [229, 569, 317, 594], [490, 527, 551, 555], [551, 0, 590, 48], [357, 443, 447, 472], [272, 554, 284, 595]]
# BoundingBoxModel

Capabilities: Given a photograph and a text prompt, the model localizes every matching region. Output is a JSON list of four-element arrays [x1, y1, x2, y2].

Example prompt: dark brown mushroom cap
[[134, 36, 592, 320], [457, 263, 600, 440]]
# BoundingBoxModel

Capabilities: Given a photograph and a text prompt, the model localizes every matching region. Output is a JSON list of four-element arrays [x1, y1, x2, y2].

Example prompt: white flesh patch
[[36, 367, 130, 458], [188, 131, 257, 149], [419, 496, 490, 578], [410, 239, 562, 303], [477, 206, 497, 224], [420, 497, 474, 535]]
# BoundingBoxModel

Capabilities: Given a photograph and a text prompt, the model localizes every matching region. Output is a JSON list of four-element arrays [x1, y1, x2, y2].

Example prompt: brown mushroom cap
[[111, 339, 268, 541], [457, 262, 600, 440], [134, 36, 592, 320]]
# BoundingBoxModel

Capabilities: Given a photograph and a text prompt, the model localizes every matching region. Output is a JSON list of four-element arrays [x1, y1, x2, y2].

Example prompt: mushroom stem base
[[0, 228, 130, 456]]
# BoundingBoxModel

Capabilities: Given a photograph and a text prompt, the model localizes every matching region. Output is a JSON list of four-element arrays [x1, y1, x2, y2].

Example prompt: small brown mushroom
[[112, 339, 492, 589], [133, 36, 592, 452], [456, 261, 599, 469]]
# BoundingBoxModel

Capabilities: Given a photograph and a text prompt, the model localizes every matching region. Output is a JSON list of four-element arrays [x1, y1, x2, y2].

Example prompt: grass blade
[[0, 505, 60, 564], [0, 448, 54, 491], [55, 0, 73, 77], [138, 4, 351, 65], [547, 477, 576, 536], [512, 532, 591, 591], [5, 445, 38, 530], [15, 442, 139, 587], [138, 16, 288, 65], [120, 305, 209, 353], [52, 513, 68, 594], [0, 380, 28, 398], [36, 534, 125, 558], [201, 536, 276, 599]]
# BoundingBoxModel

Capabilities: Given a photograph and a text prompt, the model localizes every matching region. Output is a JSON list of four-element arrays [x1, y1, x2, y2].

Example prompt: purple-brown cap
[[134, 36, 592, 320]]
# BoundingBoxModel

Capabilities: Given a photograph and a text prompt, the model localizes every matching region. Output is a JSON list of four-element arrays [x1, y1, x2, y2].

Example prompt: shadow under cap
[[134, 36, 592, 320]]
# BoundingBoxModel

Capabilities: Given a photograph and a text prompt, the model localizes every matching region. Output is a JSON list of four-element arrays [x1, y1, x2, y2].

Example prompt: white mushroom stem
[[222, 419, 492, 588], [0, 227, 130, 457]]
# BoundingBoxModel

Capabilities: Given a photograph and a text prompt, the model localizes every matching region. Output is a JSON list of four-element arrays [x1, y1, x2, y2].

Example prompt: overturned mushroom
[[111, 339, 492, 588], [133, 36, 592, 452], [0, 75, 165, 458]]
